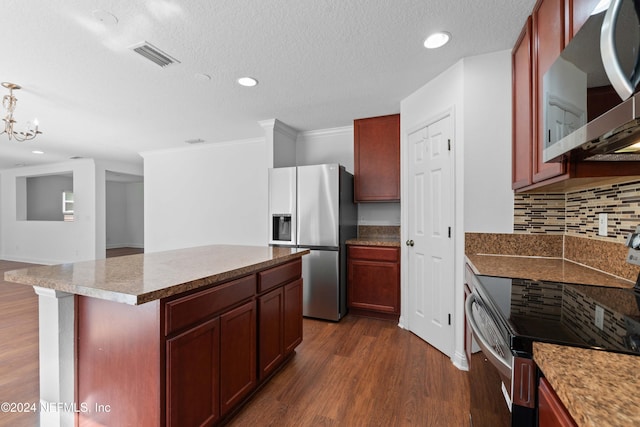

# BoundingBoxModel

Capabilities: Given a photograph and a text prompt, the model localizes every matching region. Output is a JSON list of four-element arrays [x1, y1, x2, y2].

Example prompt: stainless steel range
[[465, 226, 640, 426]]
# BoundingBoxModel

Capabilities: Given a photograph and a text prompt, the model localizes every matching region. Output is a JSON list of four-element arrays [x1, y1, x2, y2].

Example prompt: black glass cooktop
[[475, 275, 640, 356]]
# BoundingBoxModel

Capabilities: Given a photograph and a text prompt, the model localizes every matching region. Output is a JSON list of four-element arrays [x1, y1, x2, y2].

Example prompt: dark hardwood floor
[[227, 316, 470, 427], [0, 250, 471, 427], [0, 260, 40, 427], [106, 246, 144, 257]]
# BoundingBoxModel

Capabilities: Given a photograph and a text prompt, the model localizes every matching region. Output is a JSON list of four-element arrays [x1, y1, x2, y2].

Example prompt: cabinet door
[[166, 317, 220, 427], [258, 287, 284, 380], [348, 248, 400, 315], [354, 114, 400, 202], [533, 0, 567, 183], [512, 17, 533, 189], [220, 300, 257, 416], [538, 377, 578, 427], [283, 278, 303, 355], [570, 0, 602, 40]]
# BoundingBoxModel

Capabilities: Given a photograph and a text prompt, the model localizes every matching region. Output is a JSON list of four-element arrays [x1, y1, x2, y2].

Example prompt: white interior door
[[407, 114, 454, 357]]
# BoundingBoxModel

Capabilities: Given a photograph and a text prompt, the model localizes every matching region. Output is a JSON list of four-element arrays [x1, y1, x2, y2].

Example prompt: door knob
[[406, 239, 414, 247]]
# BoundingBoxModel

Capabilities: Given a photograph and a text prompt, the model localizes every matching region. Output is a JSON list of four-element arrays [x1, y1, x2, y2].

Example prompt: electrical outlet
[[595, 305, 604, 330], [598, 213, 608, 237]]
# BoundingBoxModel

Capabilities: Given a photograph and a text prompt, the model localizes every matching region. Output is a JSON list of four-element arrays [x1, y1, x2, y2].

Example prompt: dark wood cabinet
[[347, 245, 400, 320], [538, 377, 577, 427], [512, 0, 639, 192], [258, 277, 303, 380], [258, 287, 284, 380], [570, 0, 602, 40], [167, 317, 220, 426], [76, 258, 303, 427], [354, 114, 400, 202], [512, 17, 534, 190], [532, 0, 567, 184], [220, 300, 257, 416], [283, 278, 303, 354]]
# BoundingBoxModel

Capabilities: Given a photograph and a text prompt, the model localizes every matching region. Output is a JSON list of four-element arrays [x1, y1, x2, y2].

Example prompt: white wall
[[125, 182, 144, 247], [296, 126, 354, 173], [400, 51, 514, 370], [142, 138, 268, 253], [106, 181, 144, 248], [401, 59, 466, 368], [296, 126, 400, 226], [25, 175, 73, 221], [106, 181, 127, 247], [1, 159, 98, 264], [95, 160, 144, 257], [463, 50, 515, 232]]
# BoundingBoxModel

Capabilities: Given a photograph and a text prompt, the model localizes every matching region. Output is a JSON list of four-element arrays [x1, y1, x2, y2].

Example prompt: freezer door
[[268, 167, 296, 245], [302, 249, 342, 321], [297, 164, 339, 248]]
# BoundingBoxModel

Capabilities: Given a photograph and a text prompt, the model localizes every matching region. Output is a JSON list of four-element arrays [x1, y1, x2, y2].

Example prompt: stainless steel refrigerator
[[268, 164, 357, 321]]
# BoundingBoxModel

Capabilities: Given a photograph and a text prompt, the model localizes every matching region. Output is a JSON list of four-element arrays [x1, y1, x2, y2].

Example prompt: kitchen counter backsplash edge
[[466, 232, 639, 282], [348, 225, 401, 247]]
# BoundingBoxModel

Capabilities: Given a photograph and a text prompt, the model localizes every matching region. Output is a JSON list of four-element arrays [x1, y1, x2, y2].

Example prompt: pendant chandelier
[[2, 82, 42, 142]]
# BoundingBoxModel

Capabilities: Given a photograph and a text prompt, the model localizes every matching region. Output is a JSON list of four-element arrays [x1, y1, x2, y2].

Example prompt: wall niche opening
[[16, 172, 74, 221]]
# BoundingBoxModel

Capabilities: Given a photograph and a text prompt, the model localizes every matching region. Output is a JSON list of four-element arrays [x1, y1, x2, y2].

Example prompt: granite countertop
[[346, 237, 401, 247], [4, 245, 309, 305], [466, 245, 638, 427], [534, 342, 640, 426], [466, 254, 633, 289]]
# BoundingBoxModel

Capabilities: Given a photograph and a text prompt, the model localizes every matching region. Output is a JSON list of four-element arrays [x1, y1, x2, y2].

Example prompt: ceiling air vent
[[129, 41, 180, 68]]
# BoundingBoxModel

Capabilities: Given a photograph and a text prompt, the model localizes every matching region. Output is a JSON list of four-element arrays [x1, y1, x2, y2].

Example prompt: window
[[62, 191, 74, 221]]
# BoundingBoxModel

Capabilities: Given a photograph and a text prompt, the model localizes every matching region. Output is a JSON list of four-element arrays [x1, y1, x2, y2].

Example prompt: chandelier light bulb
[[1, 82, 43, 142]]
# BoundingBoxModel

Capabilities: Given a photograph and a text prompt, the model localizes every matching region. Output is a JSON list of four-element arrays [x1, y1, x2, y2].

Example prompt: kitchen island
[[5, 245, 308, 427]]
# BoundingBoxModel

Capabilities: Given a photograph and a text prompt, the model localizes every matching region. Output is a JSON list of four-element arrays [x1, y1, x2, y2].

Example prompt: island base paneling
[[75, 258, 302, 427]]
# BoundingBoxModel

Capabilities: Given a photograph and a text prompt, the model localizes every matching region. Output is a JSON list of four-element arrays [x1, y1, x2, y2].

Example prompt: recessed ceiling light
[[237, 77, 258, 87], [424, 32, 451, 49], [195, 73, 212, 81], [32, 150, 44, 155], [92, 10, 118, 26]]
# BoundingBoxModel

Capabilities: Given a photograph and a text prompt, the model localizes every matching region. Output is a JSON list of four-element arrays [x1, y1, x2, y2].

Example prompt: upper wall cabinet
[[532, 0, 567, 184], [354, 114, 400, 202], [512, 17, 533, 189], [512, 0, 638, 192]]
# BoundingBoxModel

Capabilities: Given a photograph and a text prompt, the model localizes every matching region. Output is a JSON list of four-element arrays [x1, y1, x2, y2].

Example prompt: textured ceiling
[[1, 0, 536, 169]]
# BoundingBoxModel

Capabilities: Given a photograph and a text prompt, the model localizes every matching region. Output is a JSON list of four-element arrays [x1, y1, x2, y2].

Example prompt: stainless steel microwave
[[543, 0, 640, 162]]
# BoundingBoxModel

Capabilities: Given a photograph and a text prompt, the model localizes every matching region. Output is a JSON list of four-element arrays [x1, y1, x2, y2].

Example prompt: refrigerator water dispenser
[[272, 214, 292, 242]]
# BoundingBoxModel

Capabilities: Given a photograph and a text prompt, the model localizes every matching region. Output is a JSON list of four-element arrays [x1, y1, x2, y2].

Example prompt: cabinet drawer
[[349, 246, 399, 262], [258, 259, 301, 293], [165, 275, 256, 336]]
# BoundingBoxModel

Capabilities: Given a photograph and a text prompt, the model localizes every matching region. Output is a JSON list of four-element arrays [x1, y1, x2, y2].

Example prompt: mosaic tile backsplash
[[514, 179, 640, 243]]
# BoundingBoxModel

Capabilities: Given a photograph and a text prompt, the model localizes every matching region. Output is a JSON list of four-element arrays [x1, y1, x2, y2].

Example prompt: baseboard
[[106, 244, 144, 249], [451, 350, 469, 371], [0, 255, 58, 265]]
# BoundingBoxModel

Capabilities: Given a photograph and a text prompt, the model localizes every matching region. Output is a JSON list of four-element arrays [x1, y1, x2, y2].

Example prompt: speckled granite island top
[[466, 254, 633, 288], [534, 342, 640, 427], [4, 245, 309, 305]]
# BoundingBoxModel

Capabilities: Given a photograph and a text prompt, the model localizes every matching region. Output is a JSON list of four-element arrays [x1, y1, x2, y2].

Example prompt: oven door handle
[[465, 293, 513, 378]]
